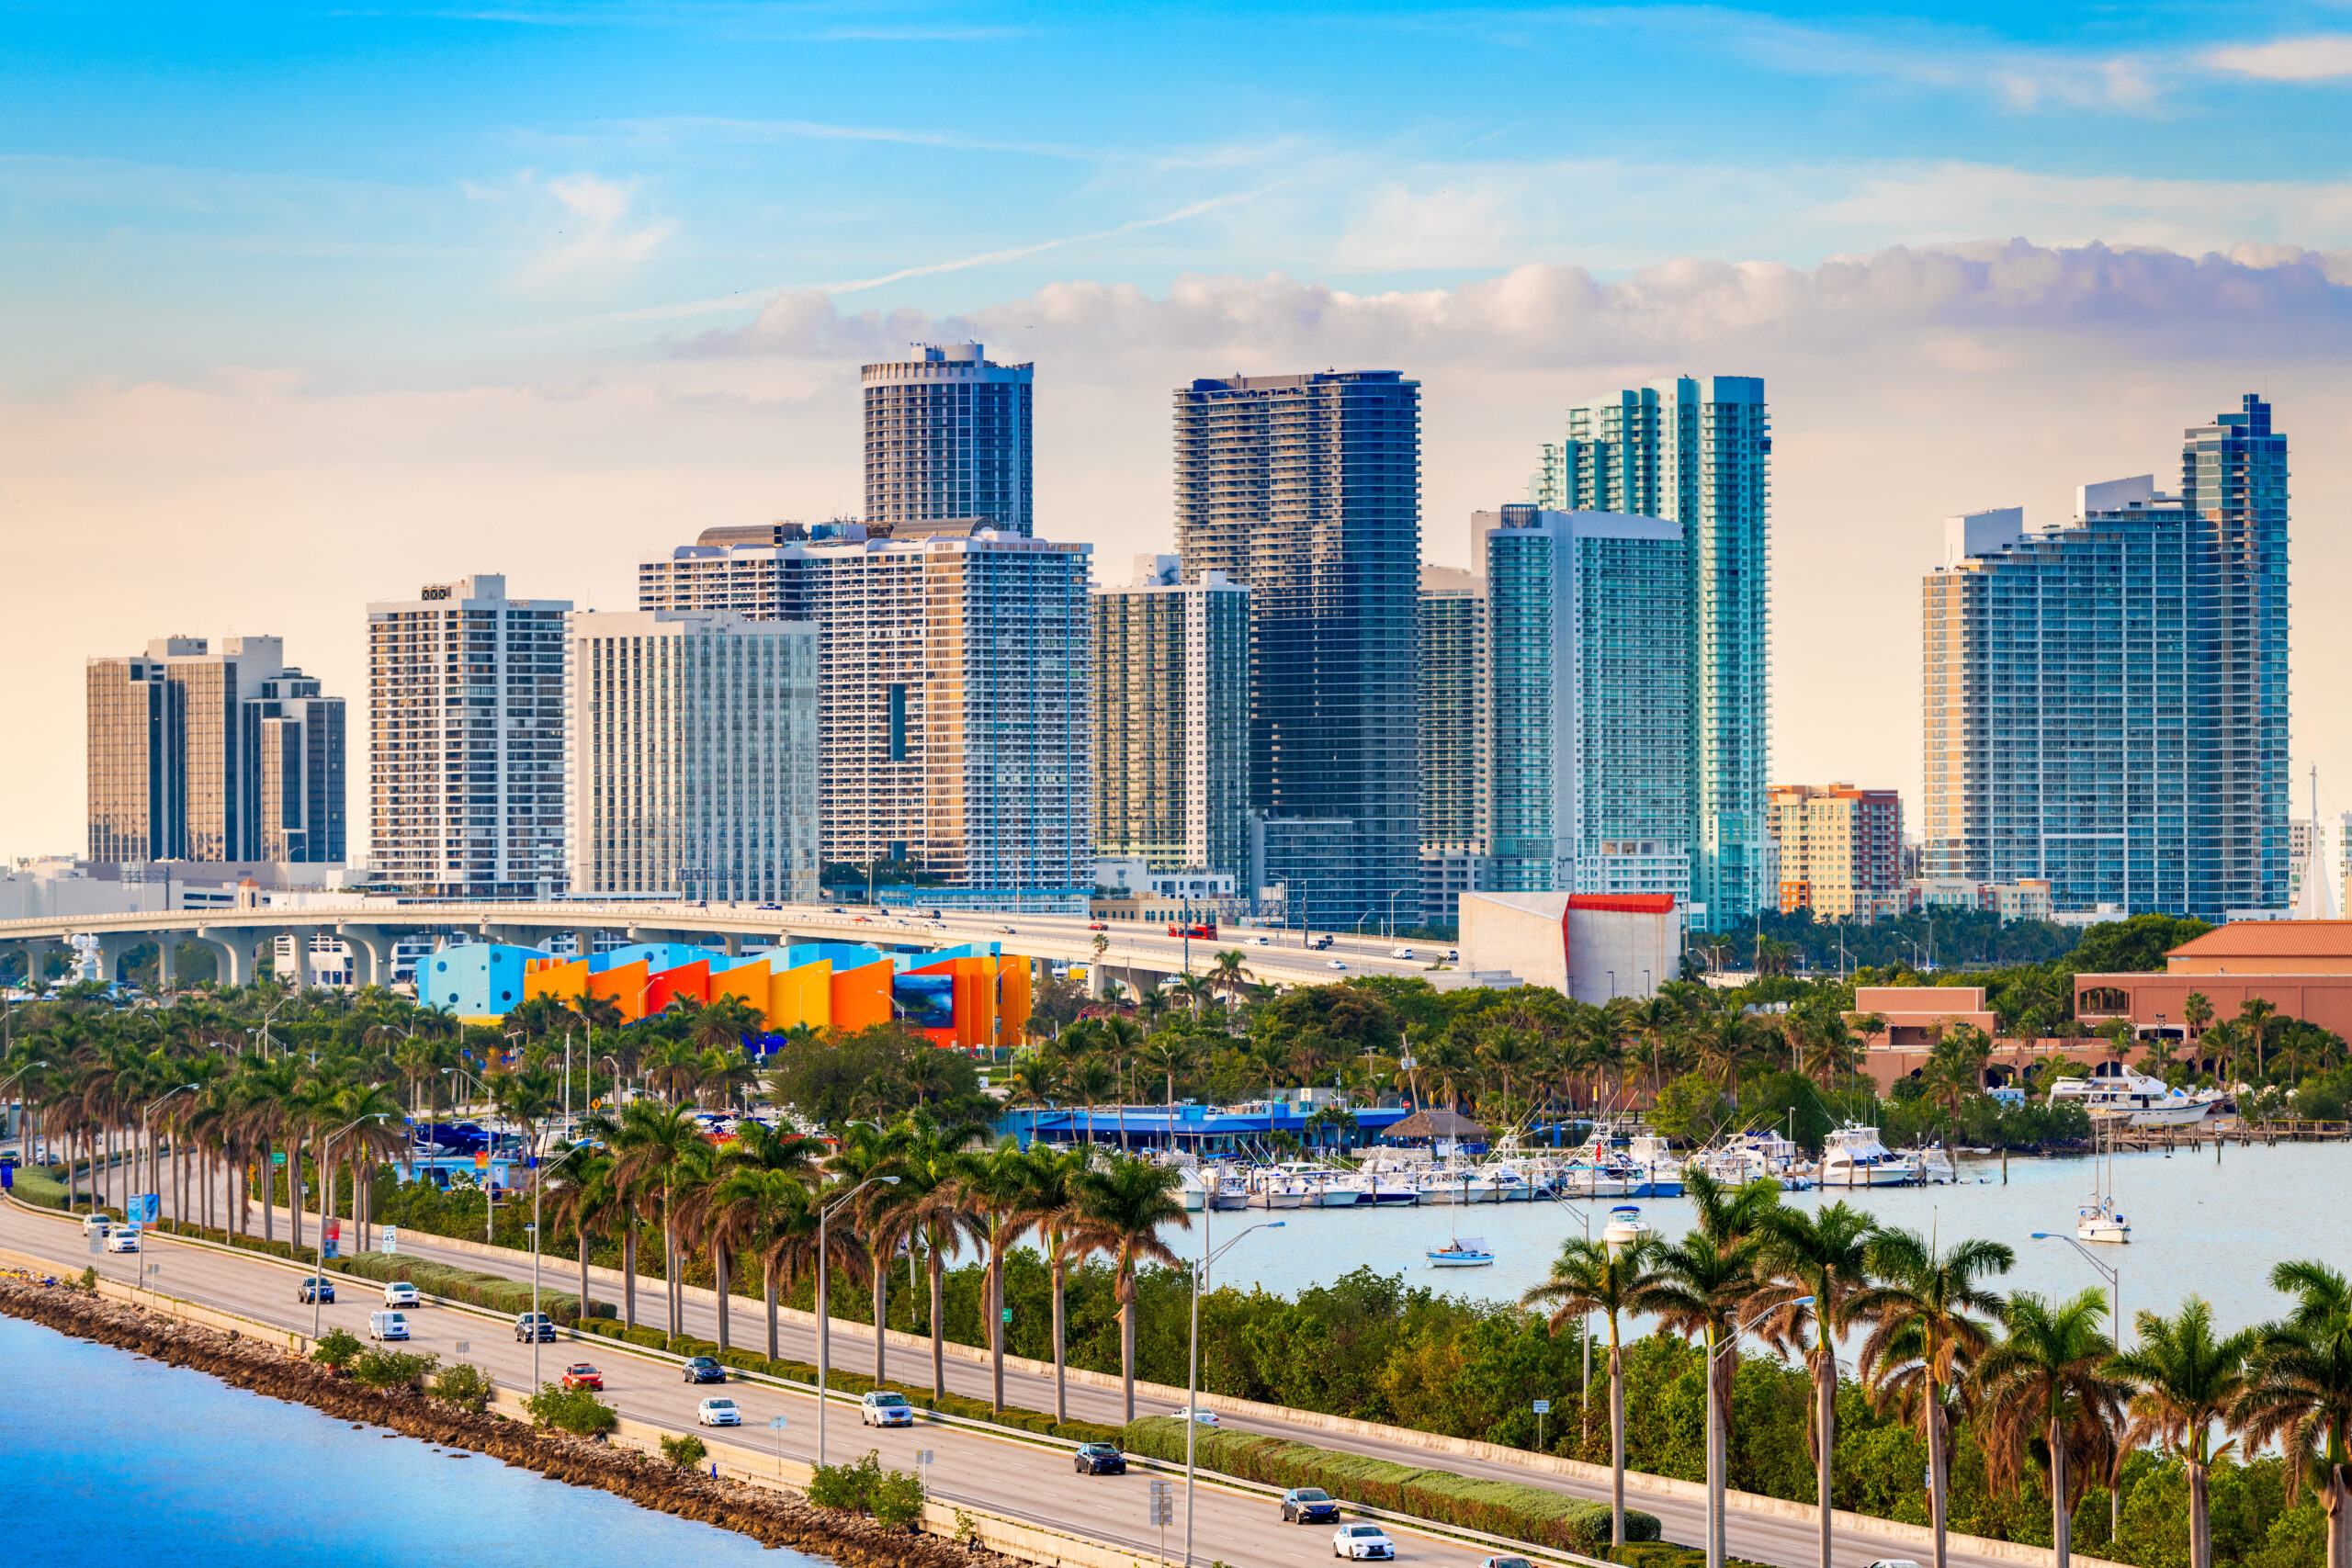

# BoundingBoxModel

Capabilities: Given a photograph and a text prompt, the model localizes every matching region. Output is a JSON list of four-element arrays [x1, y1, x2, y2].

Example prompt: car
[[756, 901, 782, 911], [696, 1396, 742, 1427], [1479, 1558, 1537, 1568], [1389, 947, 1416, 960], [1332, 1524, 1395, 1560], [1250, 935, 1272, 946], [683, 1356, 728, 1384], [382, 1280, 421, 1307], [859, 1391, 915, 1427], [298, 1276, 335, 1304], [1445, 948, 1460, 963], [1073, 1442, 1126, 1475], [560, 1363, 605, 1392], [513, 1312, 557, 1343], [368, 1311, 411, 1341], [105, 1228, 141, 1253], [1170, 1405, 1220, 1426], [1310, 936, 1333, 950], [1860, 1561, 1927, 1568], [1281, 1487, 1341, 1524], [80, 1213, 113, 1238], [1087, 921, 1109, 931], [1327, 959, 1348, 970], [996, 925, 1018, 935]]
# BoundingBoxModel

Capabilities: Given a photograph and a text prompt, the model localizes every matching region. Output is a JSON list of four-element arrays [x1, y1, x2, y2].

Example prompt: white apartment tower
[[367, 574, 571, 898], [863, 343, 1035, 537], [568, 610, 820, 904]]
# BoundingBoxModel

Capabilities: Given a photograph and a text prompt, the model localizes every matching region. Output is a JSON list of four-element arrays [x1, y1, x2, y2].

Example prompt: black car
[[683, 1356, 728, 1384], [514, 1312, 557, 1343], [1073, 1442, 1126, 1476], [298, 1276, 335, 1305], [1280, 1486, 1340, 1524]]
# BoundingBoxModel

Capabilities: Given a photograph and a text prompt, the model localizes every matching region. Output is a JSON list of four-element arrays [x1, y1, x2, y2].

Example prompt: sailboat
[[2075, 1121, 2132, 1244]]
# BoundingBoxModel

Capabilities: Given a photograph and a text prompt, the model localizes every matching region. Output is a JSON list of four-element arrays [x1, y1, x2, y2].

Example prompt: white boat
[[1245, 1168, 1309, 1209], [2049, 1066, 2229, 1128], [1901, 1143, 1958, 1185], [2077, 1196, 2132, 1244], [1818, 1124, 1921, 1188], [1601, 1206, 1650, 1254], [1177, 1169, 1208, 1212], [1428, 1236, 1495, 1268]]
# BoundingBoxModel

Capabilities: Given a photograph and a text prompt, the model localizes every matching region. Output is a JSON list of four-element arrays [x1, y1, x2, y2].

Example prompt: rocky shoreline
[[0, 1280, 1015, 1568]]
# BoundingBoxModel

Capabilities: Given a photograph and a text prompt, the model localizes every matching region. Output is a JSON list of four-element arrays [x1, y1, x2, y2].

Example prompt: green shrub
[[808, 1450, 886, 1512], [1118, 1416, 1660, 1551], [660, 1433, 709, 1469], [525, 1382, 619, 1437], [1051, 1420, 1125, 1446], [326, 1249, 615, 1322], [312, 1327, 363, 1369], [871, 1466, 927, 1530], [432, 1362, 492, 1410], [353, 1348, 439, 1390]]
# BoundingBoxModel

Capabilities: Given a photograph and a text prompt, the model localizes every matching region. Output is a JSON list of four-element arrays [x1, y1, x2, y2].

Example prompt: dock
[[2111, 1119, 2349, 1153]]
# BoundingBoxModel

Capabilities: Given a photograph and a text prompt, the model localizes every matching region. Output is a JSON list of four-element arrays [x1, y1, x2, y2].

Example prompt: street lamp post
[[1542, 1190, 1595, 1417], [818, 1175, 899, 1464], [1385, 887, 1410, 943], [1183, 1179, 1283, 1568], [2, 1062, 48, 1175], [2030, 1232, 2122, 1348], [531, 1144, 586, 1388], [140, 1084, 198, 1225], [1707, 1298, 1812, 1568], [311, 1112, 392, 1340]]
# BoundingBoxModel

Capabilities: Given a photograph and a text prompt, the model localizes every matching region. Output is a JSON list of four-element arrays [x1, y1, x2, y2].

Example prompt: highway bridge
[[0, 899, 1445, 995]]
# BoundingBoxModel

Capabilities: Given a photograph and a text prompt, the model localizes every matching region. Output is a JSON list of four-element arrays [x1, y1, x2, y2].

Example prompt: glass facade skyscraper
[[1174, 368, 1420, 933], [863, 343, 1034, 537], [1922, 395, 2287, 919], [1417, 565, 1488, 857], [1483, 506, 1692, 902], [1531, 376, 1770, 927]]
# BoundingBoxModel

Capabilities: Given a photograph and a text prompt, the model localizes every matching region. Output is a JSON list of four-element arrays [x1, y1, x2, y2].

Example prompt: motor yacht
[[1817, 1124, 1921, 1188], [2047, 1066, 2229, 1128]]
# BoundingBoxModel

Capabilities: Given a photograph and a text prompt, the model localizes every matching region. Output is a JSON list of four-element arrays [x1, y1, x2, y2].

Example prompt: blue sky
[[5, 1, 2352, 851]]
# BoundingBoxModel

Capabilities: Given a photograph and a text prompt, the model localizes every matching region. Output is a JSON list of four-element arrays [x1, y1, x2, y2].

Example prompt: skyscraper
[[367, 574, 571, 898], [1531, 376, 1771, 928], [1091, 555, 1251, 879], [1482, 506, 1691, 902], [1768, 784, 1902, 920], [86, 635, 345, 865], [863, 343, 1034, 536], [2184, 395, 2290, 915], [568, 610, 820, 903], [1174, 368, 1421, 933], [1418, 565, 1487, 854], [639, 523, 1092, 901], [1922, 396, 2287, 918]]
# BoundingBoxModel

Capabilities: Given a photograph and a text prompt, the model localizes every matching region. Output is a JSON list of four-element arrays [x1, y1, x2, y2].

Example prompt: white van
[[367, 1311, 411, 1342]]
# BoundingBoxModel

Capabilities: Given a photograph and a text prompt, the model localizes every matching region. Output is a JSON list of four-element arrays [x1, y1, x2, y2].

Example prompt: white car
[[1250, 935, 1272, 946], [1861, 1561, 1927, 1568], [1327, 959, 1348, 970], [105, 1228, 141, 1253], [1171, 1405, 1220, 1426], [81, 1214, 113, 1238], [383, 1281, 422, 1307], [860, 1391, 915, 1427], [1333, 1524, 1395, 1560], [697, 1397, 742, 1427], [1390, 947, 1416, 959]]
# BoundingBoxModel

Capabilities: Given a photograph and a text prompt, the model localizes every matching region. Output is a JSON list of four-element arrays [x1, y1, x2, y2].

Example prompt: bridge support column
[[193, 929, 257, 987], [338, 925, 394, 989], [16, 941, 52, 990], [723, 933, 741, 957], [96, 932, 139, 988], [155, 937, 175, 990]]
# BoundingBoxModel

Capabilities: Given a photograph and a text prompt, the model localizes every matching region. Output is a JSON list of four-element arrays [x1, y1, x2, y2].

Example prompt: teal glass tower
[[1482, 505, 1691, 902], [1531, 376, 1770, 928]]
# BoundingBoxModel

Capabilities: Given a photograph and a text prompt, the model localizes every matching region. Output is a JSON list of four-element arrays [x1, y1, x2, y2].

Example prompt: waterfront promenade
[[2, 1190, 2110, 1568]]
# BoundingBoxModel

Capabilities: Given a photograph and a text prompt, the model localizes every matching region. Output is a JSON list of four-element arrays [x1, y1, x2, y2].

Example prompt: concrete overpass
[[0, 899, 1440, 996]]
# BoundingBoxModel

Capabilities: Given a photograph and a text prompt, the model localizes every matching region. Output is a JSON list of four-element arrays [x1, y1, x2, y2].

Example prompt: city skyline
[[7, 4, 2352, 856]]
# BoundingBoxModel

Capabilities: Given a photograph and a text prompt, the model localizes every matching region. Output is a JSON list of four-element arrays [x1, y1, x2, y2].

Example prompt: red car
[[560, 1363, 605, 1392], [1087, 921, 1108, 931]]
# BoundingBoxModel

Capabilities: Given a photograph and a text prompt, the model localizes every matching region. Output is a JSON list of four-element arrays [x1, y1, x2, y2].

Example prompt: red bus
[[1167, 921, 1216, 940]]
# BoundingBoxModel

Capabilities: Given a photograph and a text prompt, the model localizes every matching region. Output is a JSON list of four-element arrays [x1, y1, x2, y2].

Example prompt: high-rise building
[[2184, 396, 2290, 915], [86, 635, 344, 866], [1922, 396, 2287, 919], [1418, 564, 1488, 853], [568, 610, 820, 903], [367, 574, 571, 898], [1091, 555, 1251, 880], [863, 343, 1034, 536], [1530, 376, 1771, 928], [639, 524, 1092, 901], [1174, 368, 1420, 932], [1482, 505, 1691, 903], [1768, 784, 1902, 920]]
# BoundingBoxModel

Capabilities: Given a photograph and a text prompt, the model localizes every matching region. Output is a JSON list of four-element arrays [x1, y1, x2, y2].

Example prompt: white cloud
[[518, 174, 677, 288], [2206, 35, 2352, 82]]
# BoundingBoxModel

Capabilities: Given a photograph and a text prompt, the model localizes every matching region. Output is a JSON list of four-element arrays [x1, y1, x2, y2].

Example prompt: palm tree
[[709, 1166, 809, 1359], [1021, 1141, 1094, 1423], [1853, 1227, 2016, 1568], [2233, 1259, 2352, 1568], [2236, 997, 2279, 1080], [607, 1099, 708, 1337], [1974, 1289, 2129, 1568], [1521, 1234, 1661, 1545], [758, 1175, 868, 1368], [1757, 1201, 1879, 1568], [891, 1113, 986, 1398], [827, 1120, 910, 1382], [2106, 1296, 2256, 1568], [549, 1145, 618, 1323], [958, 1140, 1039, 1412], [1069, 1155, 1189, 1421]]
